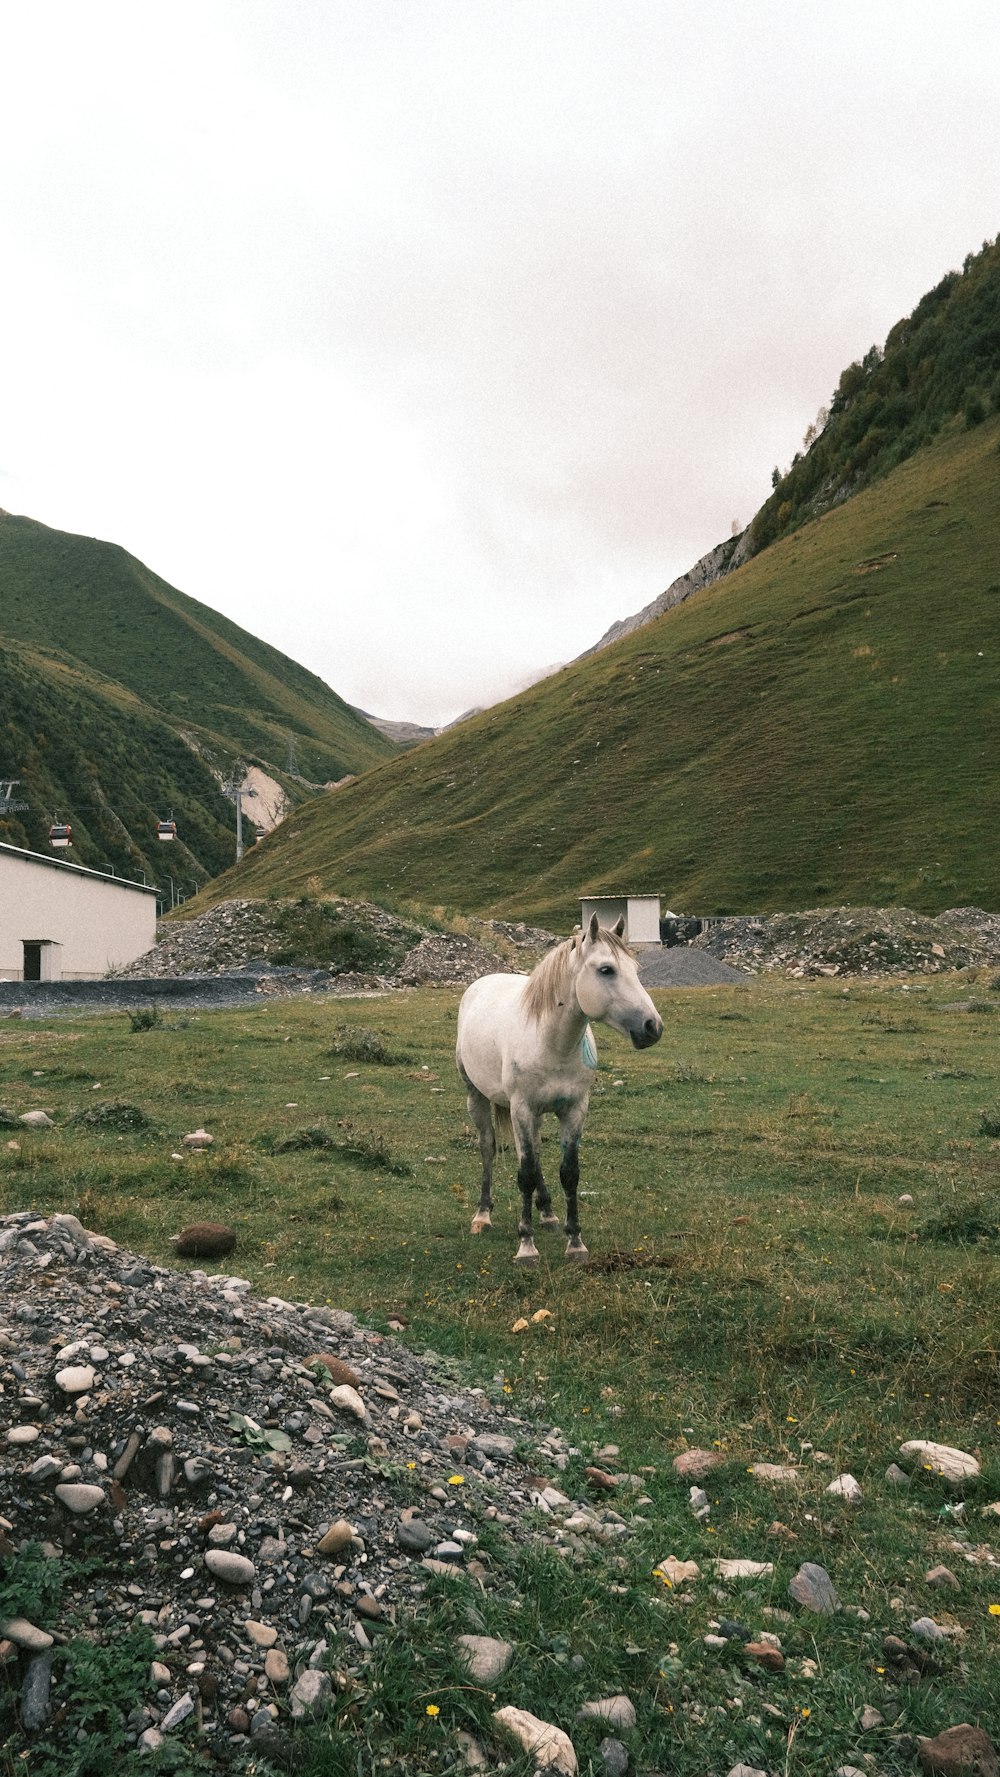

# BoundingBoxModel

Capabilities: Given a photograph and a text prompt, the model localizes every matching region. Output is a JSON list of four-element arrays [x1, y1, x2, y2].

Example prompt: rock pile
[[693, 906, 1000, 979], [0, 1211, 637, 1768], [114, 901, 541, 991]]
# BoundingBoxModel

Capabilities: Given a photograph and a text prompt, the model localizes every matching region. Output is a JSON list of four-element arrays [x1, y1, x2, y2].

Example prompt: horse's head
[[574, 915, 663, 1049]]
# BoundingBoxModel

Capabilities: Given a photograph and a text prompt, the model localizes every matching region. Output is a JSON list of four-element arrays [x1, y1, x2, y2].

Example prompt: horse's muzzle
[[630, 1016, 663, 1049]]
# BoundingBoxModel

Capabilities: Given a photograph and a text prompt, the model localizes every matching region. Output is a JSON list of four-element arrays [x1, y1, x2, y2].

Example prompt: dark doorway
[[23, 942, 42, 981]]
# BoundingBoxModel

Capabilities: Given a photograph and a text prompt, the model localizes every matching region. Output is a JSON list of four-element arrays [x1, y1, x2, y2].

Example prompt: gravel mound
[[0, 1211, 639, 1767], [692, 905, 1000, 978], [637, 948, 746, 989]]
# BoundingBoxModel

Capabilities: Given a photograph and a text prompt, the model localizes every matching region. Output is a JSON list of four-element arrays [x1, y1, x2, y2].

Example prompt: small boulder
[[456, 1634, 514, 1684], [898, 1441, 980, 1486], [918, 1725, 999, 1777], [170, 1222, 236, 1258]]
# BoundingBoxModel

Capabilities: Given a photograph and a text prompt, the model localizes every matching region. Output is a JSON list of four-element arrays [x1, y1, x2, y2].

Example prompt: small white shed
[[580, 893, 662, 947], [0, 842, 158, 981]]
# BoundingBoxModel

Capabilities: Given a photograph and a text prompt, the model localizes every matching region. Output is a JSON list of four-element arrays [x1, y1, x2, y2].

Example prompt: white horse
[[455, 915, 663, 1265]]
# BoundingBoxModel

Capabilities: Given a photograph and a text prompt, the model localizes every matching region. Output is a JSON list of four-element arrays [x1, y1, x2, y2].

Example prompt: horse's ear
[[588, 913, 600, 941], [613, 916, 625, 938]]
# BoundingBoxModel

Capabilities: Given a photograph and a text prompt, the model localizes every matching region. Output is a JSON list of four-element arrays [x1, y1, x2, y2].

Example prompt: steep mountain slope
[[191, 414, 1000, 925], [0, 513, 396, 890], [583, 235, 1000, 659]]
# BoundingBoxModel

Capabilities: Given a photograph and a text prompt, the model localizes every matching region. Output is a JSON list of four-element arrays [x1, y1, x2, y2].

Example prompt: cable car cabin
[[156, 819, 177, 842], [49, 823, 72, 849]]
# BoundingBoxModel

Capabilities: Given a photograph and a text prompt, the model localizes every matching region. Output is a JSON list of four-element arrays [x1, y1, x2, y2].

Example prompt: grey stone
[[204, 1550, 255, 1586], [789, 1561, 838, 1613], [160, 1693, 195, 1732], [456, 1634, 514, 1684], [20, 1650, 53, 1731], [396, 1518, 437, 1554], [600, 1738, 630, 1777], [576, 1696, 636, 1732], [290, 1669, 333, 1719]]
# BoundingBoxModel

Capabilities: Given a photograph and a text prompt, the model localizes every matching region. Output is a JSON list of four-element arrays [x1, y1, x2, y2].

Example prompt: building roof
[[0, 841, 158, 896]]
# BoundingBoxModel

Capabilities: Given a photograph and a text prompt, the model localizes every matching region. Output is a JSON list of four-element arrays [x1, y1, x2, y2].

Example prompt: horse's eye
[[597, 964, 616, 977]]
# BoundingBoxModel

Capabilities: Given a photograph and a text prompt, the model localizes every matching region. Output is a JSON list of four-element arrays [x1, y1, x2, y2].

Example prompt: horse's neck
[[539, 973, 589, 1058]]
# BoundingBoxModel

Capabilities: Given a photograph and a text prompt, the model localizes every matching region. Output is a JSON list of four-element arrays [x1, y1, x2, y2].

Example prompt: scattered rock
[[494, 1705, 578, 1775], [457, 1634, 515, 1684], [860, 1706, 885, 1730], [170, 1222, 236, 1258], [713, 1559, 773, 1581], [575, 1696, 636, 1732], [654, 1555, 700, 1585], [744, 1641, 785, 1672], [826, 1473, 863, 1503], [898, 1441, 981, 1486], [599, 1737, 630, 1777], [204, 1550, 256, 1587], [0, 1619, 54, 1654], [182, 1128, 214, 1149], [750, 1462, 799, 1484], [926, 1565, 961, 1590], [917, 1724, 1000, 1777], [789, 1562, 838, 1613], [672, 1448, 724, 1482]]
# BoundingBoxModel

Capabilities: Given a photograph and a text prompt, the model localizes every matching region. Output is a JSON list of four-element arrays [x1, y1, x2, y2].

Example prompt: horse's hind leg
[[464, 1084, 495, 1234], [558, 1102, 589, 1261]]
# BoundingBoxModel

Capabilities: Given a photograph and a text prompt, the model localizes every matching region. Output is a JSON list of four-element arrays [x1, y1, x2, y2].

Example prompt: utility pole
[[0, 778, 29, 814], [222, 765, 257, 862]]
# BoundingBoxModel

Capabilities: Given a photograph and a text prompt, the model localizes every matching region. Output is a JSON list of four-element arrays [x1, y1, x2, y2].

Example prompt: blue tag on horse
[[580, 1027, 598, 1069]]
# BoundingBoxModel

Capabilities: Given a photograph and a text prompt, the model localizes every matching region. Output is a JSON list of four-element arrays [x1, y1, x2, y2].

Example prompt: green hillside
[[0, 513, 395, 892], [750, 236, 1000, 553], [196, 414, 1000, 924]]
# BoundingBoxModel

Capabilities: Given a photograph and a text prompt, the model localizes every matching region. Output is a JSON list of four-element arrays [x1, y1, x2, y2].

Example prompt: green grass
[[1, 975, 998, 1773], [197, 415, 1000, 925]]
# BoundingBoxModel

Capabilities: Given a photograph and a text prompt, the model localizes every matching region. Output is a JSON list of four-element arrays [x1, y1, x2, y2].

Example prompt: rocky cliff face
[[581, 527, 752, 657]]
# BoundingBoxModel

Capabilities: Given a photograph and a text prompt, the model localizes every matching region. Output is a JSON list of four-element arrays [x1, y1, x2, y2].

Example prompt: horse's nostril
[[645, 1017, 661, 1038]]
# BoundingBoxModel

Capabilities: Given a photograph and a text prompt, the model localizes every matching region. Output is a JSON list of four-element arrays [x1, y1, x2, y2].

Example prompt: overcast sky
[[2, 2, 998, 727]]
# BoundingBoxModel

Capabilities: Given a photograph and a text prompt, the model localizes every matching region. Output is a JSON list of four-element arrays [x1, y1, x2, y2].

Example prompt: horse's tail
[[492, 1104, 513, 1148]]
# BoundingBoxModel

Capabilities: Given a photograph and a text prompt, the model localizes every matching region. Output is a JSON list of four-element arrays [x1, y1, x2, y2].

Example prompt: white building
[[580, 893, 662, 946], [0, 842, 158, 981]]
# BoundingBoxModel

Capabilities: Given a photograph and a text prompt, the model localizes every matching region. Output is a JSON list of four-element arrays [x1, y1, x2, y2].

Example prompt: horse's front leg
[[558, 1100, 589, 1261], [463, 1083, 495, 1234], [511, 1102, 544, 1266]]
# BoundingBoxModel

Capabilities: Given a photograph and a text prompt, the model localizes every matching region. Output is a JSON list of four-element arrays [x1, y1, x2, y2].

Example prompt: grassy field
[[2, 971, 998, 1772]]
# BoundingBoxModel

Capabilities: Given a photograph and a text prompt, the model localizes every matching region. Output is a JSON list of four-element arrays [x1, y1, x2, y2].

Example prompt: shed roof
[[0, 841, 158, 896]]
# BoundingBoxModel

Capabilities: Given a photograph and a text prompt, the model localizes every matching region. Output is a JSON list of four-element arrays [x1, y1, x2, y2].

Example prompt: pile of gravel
[[0, 1212, 643, 1768], [692, 906, 1000, 978]]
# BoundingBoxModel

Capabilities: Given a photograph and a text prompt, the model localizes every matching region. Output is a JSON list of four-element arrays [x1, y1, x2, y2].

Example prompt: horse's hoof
[[564, 1239, 590, 1262], [539, 1212, 561, 1230], [470, 1214, 492, 1235], [515, 1241, 540, 1267]]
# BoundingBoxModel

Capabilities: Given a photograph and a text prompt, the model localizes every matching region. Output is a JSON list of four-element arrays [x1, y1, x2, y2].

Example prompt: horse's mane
[[522, 925, 632, 1021]]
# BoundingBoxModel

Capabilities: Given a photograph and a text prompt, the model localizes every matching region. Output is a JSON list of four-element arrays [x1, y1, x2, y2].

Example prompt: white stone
[[898, 1441, 980, 1485], [750, 1462, 799, 1484], [826, 1473, 864, 1503], [493, 1706, 578, 1775], [20, 1110, 54, 1127], [655, 1555, 700, 1585], [55, 1484, 106, 1515], [575, 1696, 636, 1731], [328, 1384, 367, 1421], [713, 1559, 774, 1580], [7, 1425, 40, 1445], [55, 1365, 96, 1395]]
